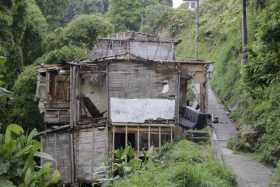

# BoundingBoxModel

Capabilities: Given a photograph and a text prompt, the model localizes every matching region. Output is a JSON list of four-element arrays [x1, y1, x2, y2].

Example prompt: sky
[[173, 0, 184, 8]]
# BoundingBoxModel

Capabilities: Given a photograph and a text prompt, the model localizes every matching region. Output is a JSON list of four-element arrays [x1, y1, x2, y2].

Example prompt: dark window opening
[[128, 133, 136, 149], [161, 133, 170, 145], [140, 131, 149, 151], [191, 2, 196, 8], [114, 133, 125, 149], [114, 133, 136, 150], [49, 71, 70, 102], [150, 133, 159, 147]]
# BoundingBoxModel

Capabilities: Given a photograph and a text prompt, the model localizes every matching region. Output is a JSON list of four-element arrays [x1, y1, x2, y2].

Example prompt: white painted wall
[[110, 98, 176, 123]]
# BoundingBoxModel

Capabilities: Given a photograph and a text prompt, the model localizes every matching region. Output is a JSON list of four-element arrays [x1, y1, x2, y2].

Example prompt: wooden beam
[[176, 72, 181, 125], [106, 62, 110, 123], [113, 126, 171, 133], [148, 126, 151, 149], [125, 125, 128, 148], [241, 0, 248, 64], [112, 123, 175, 128], [112, 127, 115, 159], [137, 126, 140, 155], [159, 127, 161, 149], [170, 126, 173, 143]]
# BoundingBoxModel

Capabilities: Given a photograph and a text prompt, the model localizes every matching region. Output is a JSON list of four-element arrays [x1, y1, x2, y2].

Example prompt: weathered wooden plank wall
[[80, 65, 107, 119], [130, 41, 174, 60], [41, 132, 72, 184], [108, 62, 178, 123], [90, 40, 174, 61], [109, 62, 177, 99], [76, 127, 108, 182]]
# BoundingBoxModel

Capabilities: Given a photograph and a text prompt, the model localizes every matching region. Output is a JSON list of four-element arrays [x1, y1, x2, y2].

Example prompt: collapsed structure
[[36, 32, 210, 186]]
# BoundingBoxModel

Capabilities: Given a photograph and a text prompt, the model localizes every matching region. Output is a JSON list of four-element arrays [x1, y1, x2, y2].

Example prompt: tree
[[245, 0, 280, 91], [36, 0, 69, 27], [108, 0, 143, 31], [63, 14, 114, 48], [0, 124, 60, 187], [63, 0, 109, 23], [10, 66, 43, 131], [0, 0, 48, 89]]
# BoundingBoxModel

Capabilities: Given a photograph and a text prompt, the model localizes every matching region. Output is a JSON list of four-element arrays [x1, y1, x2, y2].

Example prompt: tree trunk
[[241, 0, 248, 64]]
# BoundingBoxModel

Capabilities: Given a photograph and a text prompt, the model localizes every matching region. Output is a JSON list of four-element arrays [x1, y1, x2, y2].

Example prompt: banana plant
[[0, 87, 12, 97], [0, 124, 60, 187], [113, 146, 142, 177]]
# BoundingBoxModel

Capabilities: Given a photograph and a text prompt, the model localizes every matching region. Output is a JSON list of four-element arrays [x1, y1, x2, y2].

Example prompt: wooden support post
[[106, 62, 110, 123], [176, 71, 181, 125], [159, 127, 161, 148], [137, 126, 140, 155], [46, 72, 50, 100], [241, 0, 248, 64], [170, 126, 173, 143], [200, 82, 207, 113], [125, 126, 128, 148], [112, 127, 115, 159], [148, 126, 151, 149], [195, 0, 200, 59]]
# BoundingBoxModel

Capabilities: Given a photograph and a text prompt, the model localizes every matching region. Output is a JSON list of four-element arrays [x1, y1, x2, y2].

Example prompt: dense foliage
[[0, 124, 60, 187], [171, 0, 280, 170], [0, 1, 113, 130], [1, 0, 280, 184], [111, 140, 236, 187]]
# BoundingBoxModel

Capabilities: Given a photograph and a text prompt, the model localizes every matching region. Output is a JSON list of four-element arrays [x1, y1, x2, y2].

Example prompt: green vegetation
[[1, 0, 280, 185], [0, 124, 60, 187], [110, 140, 236, 187], [112, 146, 143, 177], [160, 0, 280, 169]]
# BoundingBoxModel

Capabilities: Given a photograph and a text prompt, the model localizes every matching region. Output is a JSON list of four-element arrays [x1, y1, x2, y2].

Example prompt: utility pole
[[241, 0, 248, 64], [195, 0, 199, 59], [184, 0, 200, 59]]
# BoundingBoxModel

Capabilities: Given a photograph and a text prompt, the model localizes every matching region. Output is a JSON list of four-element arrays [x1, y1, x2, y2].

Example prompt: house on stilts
[[35, 31, 210, 186]]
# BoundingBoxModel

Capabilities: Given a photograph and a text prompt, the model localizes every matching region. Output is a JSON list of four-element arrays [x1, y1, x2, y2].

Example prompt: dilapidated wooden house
[[36, 31, 209, 186]]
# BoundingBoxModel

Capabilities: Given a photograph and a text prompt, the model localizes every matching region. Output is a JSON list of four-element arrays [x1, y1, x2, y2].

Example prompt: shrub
[[0, 124, 60, 187], [111, 140, 236, 187]]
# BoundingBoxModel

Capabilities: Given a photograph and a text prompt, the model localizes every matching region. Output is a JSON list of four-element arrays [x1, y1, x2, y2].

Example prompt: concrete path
[[208, 88, 273, 187]]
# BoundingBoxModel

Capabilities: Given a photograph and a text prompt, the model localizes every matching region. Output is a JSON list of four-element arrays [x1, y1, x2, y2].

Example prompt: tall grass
[[109, 140, 236, 187]]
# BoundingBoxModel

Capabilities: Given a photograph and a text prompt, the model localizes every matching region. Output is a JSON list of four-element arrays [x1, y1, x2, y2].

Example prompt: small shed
[[36, 31, 210, 186]]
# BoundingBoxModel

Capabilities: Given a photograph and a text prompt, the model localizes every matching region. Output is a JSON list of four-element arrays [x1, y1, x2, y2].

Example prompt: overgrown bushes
[[0, 124, 60, 187], [173, 0, 280, 168], [110, 140, 236, 187]]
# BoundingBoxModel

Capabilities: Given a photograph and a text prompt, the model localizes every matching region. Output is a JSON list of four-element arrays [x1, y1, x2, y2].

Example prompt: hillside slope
[[173, 0, 280, 170]]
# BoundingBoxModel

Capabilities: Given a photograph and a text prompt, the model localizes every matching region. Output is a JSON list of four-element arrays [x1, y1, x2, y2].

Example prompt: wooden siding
[[109, 62, 178, 99], [90, 40, 174, 61], [80, 65, 107, 119], [44, 109, 70, 124], [76, 127, 108, 182], [41, 126, 108, 184], [41, 132, 72, 184]]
